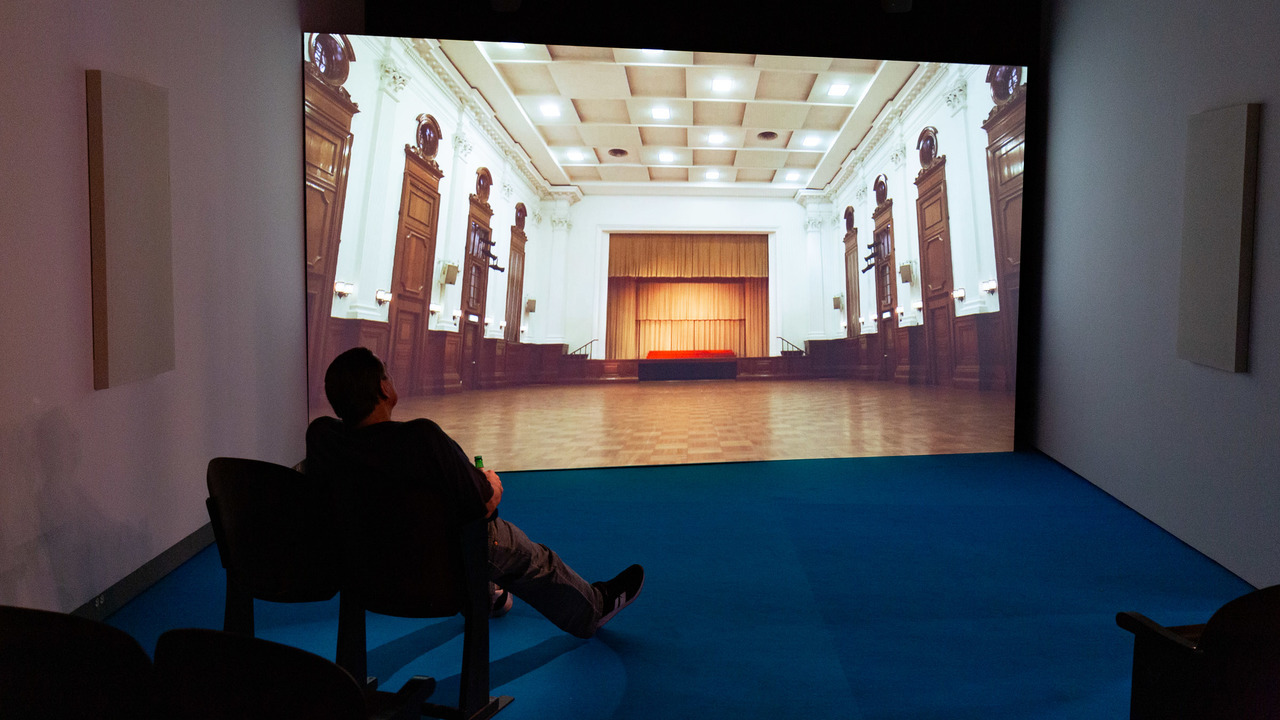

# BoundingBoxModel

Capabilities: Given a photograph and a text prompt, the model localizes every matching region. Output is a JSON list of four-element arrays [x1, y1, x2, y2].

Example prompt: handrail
[[569, 339, 598, 356], [777, 337, 806, 355]]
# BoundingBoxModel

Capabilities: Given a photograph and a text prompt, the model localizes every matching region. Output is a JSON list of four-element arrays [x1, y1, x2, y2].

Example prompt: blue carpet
[[107, 452, 1251, 719]]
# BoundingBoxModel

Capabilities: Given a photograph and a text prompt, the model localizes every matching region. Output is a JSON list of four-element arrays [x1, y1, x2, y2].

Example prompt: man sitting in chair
[[307, 346, 643, 639]]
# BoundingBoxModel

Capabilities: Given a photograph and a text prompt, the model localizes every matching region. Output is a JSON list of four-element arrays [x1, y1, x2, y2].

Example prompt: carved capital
[[944, 79, 967, 115], [855, 185, 868, 205], [452, 130, 473, 161], [805, 215, 825, 232], [379, 59, 410, 98], [889, 143, 907, 167], [551, 215, 572, 232], [501, 179, 514, 201]]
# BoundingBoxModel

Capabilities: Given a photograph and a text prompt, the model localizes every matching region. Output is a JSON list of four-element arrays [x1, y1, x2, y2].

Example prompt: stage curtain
[[744, 278, 769, 357], [635, 281, 745, 357], [608, 233, 768, 278], [606, 278, 638, 360]]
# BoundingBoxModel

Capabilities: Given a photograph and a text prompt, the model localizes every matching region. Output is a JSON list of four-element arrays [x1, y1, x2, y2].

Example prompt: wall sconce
[[520, 325, 528, 334], [429, 303, 442, 314], [912, 301, 923, 311], [952, 287, 966, 301], [452, 309, 462, 321], [895, 306, 905, 317], [375, 290, 392, 306], [499, 320, 507, 330], [840, 319, 848, 329], [333, 281, 355, 298], [858, 316, 865, 325], [980, 279, 999, 294], [484, 317, 493, 326]]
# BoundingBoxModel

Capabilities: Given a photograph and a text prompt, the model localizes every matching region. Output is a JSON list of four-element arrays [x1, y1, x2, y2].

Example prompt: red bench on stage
[[639, 350, 737, 380], [644, 350, 736, 360]]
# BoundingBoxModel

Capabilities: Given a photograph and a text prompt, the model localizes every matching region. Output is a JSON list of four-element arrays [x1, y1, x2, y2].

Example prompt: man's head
[[324, 347, 397, 425]]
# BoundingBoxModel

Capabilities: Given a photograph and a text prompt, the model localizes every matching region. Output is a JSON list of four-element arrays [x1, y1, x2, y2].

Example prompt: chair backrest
[[153, 628, 366, 720], [325, 465, 471, 619], [1198, 584, 1280, 719], [206, 457, 341, 604], [0, 605, 154, 720]]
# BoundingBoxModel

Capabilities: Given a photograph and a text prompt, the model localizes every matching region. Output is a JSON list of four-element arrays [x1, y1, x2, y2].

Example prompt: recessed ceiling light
[[658, 150, 675, 163], [499, 42, 526, 50], [803, 135, 821, 147], [712, 76, 733, 92], [708, 132, 725, 144], [706, 170, 720, 180], [651, 106, 671, 120], [786, 171, 800, 181], [540, 102, 561, 118], [827, 83, 850, 97], [567, 149, 584, 162]]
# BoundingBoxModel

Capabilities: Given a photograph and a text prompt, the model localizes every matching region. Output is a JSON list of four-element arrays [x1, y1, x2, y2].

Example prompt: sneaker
[[592, 564, 645, 630], [490, 584, 513, 618]]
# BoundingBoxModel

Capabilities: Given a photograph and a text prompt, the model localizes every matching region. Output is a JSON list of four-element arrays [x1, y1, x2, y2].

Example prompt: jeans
[[487, 517, 603, 638]]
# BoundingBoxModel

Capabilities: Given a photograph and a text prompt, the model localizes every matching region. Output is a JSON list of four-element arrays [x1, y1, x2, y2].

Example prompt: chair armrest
[[1116, 612, 1202, 652], [367, 675, 436, 720]]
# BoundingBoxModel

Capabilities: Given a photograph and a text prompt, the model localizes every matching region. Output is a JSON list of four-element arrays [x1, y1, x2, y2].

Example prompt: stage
[[637, 350, 738, 381]]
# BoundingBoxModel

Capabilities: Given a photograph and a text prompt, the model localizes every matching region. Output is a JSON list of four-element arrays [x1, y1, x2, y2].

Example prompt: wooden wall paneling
[[442, 332, 463, 393], [952, 314, 981, 390], [460, 169, 495, 390], [871, 176, 898, 382], [302, 41, 359, 401], [894, 325, 926, 384], [977, 311, 1009, 391], [982, 68, 1027, 392]]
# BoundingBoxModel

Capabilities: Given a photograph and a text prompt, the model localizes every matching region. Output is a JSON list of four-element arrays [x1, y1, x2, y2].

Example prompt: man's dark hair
[[324, 347, 387, 424]]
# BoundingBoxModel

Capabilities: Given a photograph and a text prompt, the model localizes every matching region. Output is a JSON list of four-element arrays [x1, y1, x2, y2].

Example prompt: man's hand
[[483, 468, 503, 515]]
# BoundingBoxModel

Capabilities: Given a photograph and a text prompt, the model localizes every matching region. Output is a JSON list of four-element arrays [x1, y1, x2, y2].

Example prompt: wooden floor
[[354, 378, 1016, 472]]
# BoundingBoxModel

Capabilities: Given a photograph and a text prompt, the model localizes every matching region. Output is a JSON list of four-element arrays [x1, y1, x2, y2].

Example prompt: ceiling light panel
[[613, 48, 696, 65], [686, 67, 759, 100], [624, 99, 694, 125]]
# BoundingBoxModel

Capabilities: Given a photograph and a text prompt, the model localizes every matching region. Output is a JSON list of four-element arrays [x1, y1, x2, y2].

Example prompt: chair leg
[[223, 580, 254, 636], [337, 594, 371, 689]]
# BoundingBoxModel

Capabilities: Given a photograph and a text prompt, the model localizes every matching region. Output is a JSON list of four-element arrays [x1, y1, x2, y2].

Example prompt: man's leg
[[487, 517, 602, 639]]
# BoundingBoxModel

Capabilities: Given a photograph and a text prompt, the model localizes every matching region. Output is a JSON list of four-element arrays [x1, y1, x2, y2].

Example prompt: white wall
[[1039, 0, 1280, 585], [0, 0, 306, 611]]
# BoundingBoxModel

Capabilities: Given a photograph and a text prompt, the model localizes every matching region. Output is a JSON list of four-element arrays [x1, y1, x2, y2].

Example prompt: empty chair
[[1117, 584, 1280, 719], [0, 605, 154, 720], [153, 627, 432, 720], [205, 456, 341, 635]]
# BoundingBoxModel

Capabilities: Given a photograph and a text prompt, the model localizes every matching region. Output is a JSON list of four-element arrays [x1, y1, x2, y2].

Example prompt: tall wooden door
[[459, 169, 494, 390], [504, 204, 527, 344], [842, 206, 860, 340], [982, 66, 1027, 391], [302, 34, 358, 400], [387, 116, 444, 396], [915, 127, 956, 386], [869, 176, 898, 381]]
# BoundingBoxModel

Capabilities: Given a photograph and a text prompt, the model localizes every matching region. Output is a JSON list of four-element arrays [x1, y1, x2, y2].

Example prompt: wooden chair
[[1117, 584, 1280, 719], [153, 627, 433, 720], [331, 474, 513, 720], [0, 605, 154, 719], [205, 457, 341, 635]]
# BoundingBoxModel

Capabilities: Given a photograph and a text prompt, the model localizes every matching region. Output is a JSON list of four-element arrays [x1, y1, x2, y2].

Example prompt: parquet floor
[[374, 379, 1016, 471]]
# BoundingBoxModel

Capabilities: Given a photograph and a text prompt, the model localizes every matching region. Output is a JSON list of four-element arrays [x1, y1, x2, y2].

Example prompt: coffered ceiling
[[427, 40, 919, 199]]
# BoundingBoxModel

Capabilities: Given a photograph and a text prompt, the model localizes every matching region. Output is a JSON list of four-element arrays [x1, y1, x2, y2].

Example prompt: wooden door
[[302, 35, 358, 400], [504, 204, 527, 344], [915, 130, 955, 386], [387, 145, 443, 395], [459, 169, 494, 390], [842, 206, 860, 340], [870, 176, 897, 381], [982, 66, 1027, 391]]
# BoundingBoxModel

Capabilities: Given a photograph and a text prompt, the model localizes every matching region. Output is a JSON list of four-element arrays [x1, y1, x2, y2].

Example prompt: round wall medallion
[[309, 34, 352, 87], [917, 126, 939, 168], [415, 114, 442, 159], [475, 167, 493, 201]]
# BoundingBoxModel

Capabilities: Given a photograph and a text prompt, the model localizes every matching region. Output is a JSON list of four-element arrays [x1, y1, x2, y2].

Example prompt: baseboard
[[72, 522, 215, 622]]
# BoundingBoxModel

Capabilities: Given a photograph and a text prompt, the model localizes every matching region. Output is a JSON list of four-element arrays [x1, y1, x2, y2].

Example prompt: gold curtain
[[605, 234, 770, 359], [609, 233, 768, 278]]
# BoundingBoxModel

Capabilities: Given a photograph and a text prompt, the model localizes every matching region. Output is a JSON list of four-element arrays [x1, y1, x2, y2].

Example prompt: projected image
[[303, 34, 1027, 470]]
